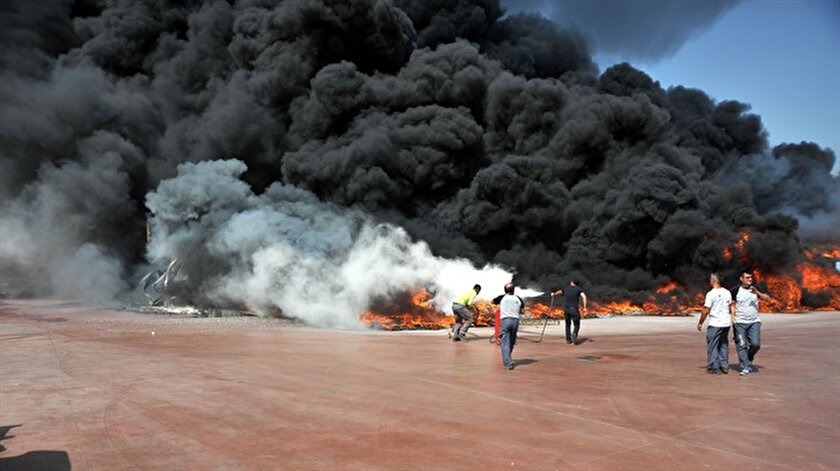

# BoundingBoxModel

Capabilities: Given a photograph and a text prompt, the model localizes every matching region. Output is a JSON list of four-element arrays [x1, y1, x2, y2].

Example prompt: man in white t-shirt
[[697, 273, 734, 375], [730, 271, 773, 376], [492, 283, 524, 370]]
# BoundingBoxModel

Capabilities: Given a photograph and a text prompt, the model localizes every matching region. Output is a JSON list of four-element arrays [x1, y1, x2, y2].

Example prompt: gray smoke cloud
[[145, 159, 523, 326], [1, 0, 837, 316], [503, 0, 742, 64]]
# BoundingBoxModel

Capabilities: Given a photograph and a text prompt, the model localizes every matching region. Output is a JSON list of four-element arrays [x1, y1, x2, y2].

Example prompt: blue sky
[[602, 0, 840, 173]]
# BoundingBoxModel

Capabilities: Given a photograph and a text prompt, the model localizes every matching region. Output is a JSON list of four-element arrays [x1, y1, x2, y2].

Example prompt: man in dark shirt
[[551, 279, 588, 345]]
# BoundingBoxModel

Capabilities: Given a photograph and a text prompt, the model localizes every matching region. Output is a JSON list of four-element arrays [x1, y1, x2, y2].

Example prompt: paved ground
[[1, 299, 838, 470]]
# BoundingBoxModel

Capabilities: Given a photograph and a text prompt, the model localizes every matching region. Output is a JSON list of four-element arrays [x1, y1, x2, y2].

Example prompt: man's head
[[504, 282, 514, 294], [473, 284, 481, 294], [739, 271, 753, 287], [569, 279, 578, 286], [709, 272, 721, 288]]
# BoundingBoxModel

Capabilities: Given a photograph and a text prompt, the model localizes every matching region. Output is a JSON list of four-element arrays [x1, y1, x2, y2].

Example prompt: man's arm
[[550, 289, 563, 297], [752, 287, 773, 302], [580, 292, 587, 314], [729, 302, 736, 326], [697, 309, 709, 331]]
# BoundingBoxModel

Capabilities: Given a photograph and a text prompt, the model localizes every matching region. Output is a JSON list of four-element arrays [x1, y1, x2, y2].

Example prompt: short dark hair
[[473, 284, 481, 291], [569, 279, 578, 286], [504, 283, 514, 294]]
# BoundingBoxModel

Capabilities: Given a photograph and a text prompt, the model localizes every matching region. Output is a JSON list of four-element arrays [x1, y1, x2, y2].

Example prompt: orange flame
[[358, 244, 838, 330], [656, 281, 679, 294], [754, 262, 840, 312], [359, 290, 498, 330], [723, 230, 751, 263]]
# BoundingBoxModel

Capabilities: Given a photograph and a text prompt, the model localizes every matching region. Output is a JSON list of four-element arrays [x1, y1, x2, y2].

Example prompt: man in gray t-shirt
[[493, 283, 524, 370], [730, 271, 773, 376]]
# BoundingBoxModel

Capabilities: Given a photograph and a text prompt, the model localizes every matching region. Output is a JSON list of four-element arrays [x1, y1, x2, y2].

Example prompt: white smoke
[[147, 159, 534, 327], [0, 131, 136, 300]]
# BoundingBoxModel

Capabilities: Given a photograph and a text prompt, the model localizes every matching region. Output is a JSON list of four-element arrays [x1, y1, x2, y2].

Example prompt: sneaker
[[452, 336, 461, 342], [719, 368, 729, 375], [566, 339, 573, 344], [707, 368, 720, 375], [739, 369, 750, 376], [505, 364, 514, 370]]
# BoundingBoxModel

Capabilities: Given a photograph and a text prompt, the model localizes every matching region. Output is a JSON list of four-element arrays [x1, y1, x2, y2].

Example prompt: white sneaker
[[739, 369, 750, 376]]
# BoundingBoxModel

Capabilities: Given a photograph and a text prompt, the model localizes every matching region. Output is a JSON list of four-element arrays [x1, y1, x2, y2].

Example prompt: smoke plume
[[1, 0, 837, 321]]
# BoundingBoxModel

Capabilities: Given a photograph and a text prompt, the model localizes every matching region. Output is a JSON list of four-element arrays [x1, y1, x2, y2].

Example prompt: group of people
[[700, 271, 772, 376], [451, 270, 772, 375], [450, 280, 588, 370]]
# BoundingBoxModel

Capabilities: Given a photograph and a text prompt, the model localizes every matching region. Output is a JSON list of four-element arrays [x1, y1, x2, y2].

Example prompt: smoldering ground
[[1, 0, 837, 323]]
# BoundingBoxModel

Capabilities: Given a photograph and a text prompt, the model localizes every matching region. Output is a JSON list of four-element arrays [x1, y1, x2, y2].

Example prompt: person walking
[[551, 280, 587, 344], [494, 283, 524, 370], [451, 284, 481, 341], [730, 271, 773, 376], [697, 273, 734, 375]]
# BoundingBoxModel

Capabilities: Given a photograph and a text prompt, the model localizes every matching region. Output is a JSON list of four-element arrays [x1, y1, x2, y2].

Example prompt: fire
[[735, 231, 750, 253], [360, 289, 449, 330], [591, 300, 643, 315], [358, 244, 838, 330], [723, 231, 751, 263], [655, 281, 679, 294], [754, 268, 802, 312], [822, 248, 840, 259], [754, 262, 840, 312], [359, 290, 497, 331]]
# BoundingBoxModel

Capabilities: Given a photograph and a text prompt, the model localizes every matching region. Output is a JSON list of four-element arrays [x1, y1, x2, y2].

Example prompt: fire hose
[[522, 296, 551, 343], [483, 296, 552, 344]]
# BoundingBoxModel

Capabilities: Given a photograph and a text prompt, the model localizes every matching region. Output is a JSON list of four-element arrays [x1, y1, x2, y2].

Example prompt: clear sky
[[594, 0, 840, 174]]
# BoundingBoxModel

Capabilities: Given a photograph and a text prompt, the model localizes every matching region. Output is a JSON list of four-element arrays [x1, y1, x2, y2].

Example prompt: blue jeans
[[706, 326, 730, 370], [734, 322, 761, 372], [500, 317, 519, 367]]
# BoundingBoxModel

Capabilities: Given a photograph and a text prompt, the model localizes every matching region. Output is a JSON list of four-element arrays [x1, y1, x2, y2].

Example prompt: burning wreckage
[[140, 259, 187, 307], [139, 239, 840, 329]]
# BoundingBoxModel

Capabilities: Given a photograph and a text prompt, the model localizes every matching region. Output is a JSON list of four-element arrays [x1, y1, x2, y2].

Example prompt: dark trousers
[[500, 317, 519, 367], [565, 307, 580, 342], [706, 326, 730, 370], [734, 322, 761, 372]]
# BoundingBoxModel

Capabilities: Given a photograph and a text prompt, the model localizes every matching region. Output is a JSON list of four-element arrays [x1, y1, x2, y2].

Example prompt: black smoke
[[0, 0, 837, 313]]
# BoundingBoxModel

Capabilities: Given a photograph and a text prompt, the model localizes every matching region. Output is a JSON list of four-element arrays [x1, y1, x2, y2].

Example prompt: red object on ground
[[493, 307, 501, 344]]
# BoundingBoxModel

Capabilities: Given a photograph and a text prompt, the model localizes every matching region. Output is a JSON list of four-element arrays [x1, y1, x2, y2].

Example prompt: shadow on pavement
[[1, 425, 71, 471]]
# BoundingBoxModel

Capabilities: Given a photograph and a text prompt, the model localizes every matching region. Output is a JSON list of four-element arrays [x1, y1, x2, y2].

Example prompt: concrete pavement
[[1, 300, 838, 470]]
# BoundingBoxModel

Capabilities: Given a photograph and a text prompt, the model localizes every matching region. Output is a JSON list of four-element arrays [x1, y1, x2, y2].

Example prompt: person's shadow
[[512, 359, 538, 368], [0, 424, 71, 471], [727, 362, 764, 373], [573, 337, 593, 345]]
